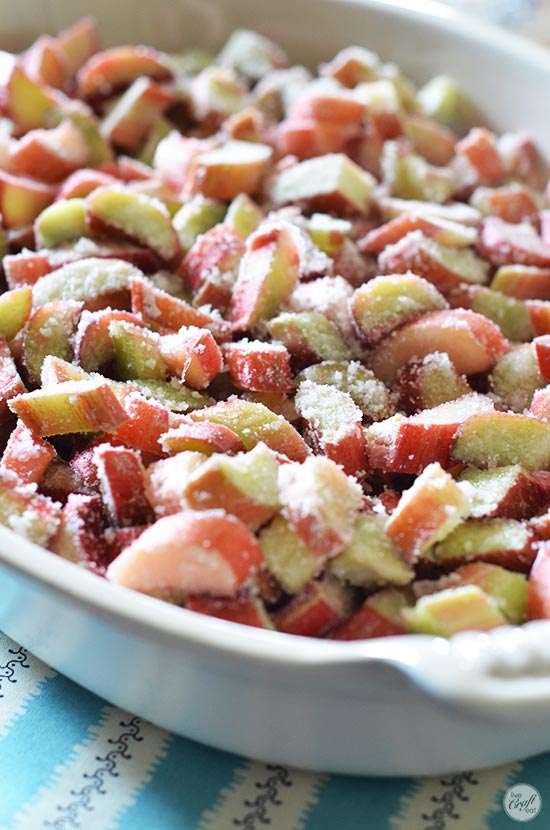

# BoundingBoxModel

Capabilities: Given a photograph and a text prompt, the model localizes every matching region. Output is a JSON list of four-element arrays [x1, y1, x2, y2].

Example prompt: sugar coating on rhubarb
[[385, 462, 470, 559], [278, 456, 363, 559], [32, 257, 138, 305]]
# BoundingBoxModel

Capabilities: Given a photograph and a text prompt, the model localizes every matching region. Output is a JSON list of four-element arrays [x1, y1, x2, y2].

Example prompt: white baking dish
[[2, 0, 550, 777]]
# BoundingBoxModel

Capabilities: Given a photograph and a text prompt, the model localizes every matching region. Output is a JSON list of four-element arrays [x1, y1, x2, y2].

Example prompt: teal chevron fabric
[[0, 631, 548, 830]]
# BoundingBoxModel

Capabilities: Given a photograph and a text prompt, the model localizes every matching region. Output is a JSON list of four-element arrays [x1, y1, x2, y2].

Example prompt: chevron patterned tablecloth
[[1, 629, 549, 829]]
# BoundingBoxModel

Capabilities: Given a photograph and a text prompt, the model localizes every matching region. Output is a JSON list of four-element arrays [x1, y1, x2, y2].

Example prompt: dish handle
[[376, 621, 550, 715]]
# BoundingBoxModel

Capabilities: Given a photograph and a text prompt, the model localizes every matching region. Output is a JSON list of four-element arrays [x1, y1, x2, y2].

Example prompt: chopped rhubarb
[[330, 589, 410, 640], [93, 443, 154, 528], [186, 593, 273, 629], [161, 421, 244, 456], [453, 411, 550, 471], [278, 456, 363, 559], [385, 462, 470, 561], [273, 577, 355, 637], [223, 340, 291, 392], [106, 510, 263, 597], [369, 309, 509, 384], [183, 442, 281, 530], [9, 380, 129, 437], [51, 493, 106, 571], [528, 541, 550, 619], [159, 326, 222, 389], [0, 420, 55, 484], [227, 222, 300, 331], [295, 379, 367, 476], [351, 273, 447, 345]]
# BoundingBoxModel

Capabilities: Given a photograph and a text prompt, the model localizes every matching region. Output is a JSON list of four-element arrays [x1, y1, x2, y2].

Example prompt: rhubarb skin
[[278, 456, 363, 560], [227, 222, 300, 332], [183, 443, 281, 530], [51, 493, 106, 572], [9, 380, 129, 437], [369, 309, 509, 385], [106, 510, 263, 597], [385, 462, 470, 561], [0, 420, 55, 484], [273, 578, 355, 637], [295, 379, 367, 477], [93, 443, 154, 528], [186, 593, 273, 630], [223, 340, 292, 393], [190, 398, 309, 461]]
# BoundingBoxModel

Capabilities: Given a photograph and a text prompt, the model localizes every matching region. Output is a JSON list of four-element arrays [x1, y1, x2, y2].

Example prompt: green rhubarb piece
[[0, 287, 32, 341], [217, 29, 286, 81], [41, 355, 91, 385], [469, 286, 533, 342], [369, 587, 413, 621], [351, 274, 447, 343], [306, 213, 351, 256], [109, 320, 167, 381], [491, 344, 544, 412], [381, 141, 454, 204], [269, 153, 375, 214], [32, 257, 137, 306], [225, 193, 264, 239], [423, 235, 489, 283], [47, 103, 114, 164], [403, 585, 506, 636], [138, 116, 173, 166], [24, 300, 82, 387], [34, 198, 88, 249], [490, 265, 546, 297], [329, 514, 413, 588], [86, 187, 180, 264], [215, 443, 280, 505], [453, 563, 528, 624], [458, 465, 535, 519], [9, 379, 128, 436], [417, 75, 465, 129], [133, 379, 213, 412], [452, 411, 550, 471], [184, 442, 281, 529], [401, 352, 470, 409], [172, 196, 226, 252], [8, 66, 57, 131], [354, 78, 404, 122], [259, 514, 320, 594], [190, 398, 307, 460], [267, 311, 351, 362], [191, 66, 247, 118], [431, 518, 532, 563], [297, 360, 392, 421]]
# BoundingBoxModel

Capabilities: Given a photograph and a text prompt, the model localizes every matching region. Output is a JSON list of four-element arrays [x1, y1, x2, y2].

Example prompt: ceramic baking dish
[[2, 0, 550, 777]]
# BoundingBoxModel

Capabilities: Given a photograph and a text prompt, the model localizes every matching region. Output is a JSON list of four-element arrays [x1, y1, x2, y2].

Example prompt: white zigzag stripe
[[8, 704, 171, 830], [0, 635, 55, 739], [198, 760, 327, 830], [389, 761, 524, 830]]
